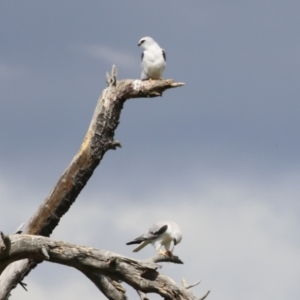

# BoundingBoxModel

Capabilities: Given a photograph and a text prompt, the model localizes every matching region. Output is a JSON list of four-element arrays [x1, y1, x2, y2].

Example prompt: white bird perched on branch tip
[[126, 221, 182, 256], [138, 36, 166, 81]]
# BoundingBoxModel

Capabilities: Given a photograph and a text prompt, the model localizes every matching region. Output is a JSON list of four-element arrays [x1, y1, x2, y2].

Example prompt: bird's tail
[[126, 241, 141, 245], [133, 240, 151, 252]]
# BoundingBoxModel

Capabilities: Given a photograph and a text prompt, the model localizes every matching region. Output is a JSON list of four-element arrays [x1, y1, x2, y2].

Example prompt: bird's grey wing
[[162, 50, 166, 61], [126, 231, 156, 245], [126, 224, 168, 245]]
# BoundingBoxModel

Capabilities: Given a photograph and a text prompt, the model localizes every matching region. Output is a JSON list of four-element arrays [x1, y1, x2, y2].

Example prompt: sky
[[1, 1, 300, 299]]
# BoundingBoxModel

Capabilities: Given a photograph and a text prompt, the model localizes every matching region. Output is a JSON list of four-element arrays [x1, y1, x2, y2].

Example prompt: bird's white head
[[138, 36, 157, 49]]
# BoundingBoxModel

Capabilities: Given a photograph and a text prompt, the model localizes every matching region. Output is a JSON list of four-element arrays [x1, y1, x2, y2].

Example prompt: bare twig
[[0, 232, 9, 253], [82, 272, 127, 300], [41, 247, 49, 260], [182, 278, 201, 289], [137, 290, 149, 300], [199, 290, 210, 300], [14, 223, 25, 234], [181, 278, 210, 300], [18, 281, 28, 292]]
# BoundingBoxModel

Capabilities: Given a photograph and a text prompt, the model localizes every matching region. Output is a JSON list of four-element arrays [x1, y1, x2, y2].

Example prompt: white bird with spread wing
[[138, 36, 166, 80], [126, 221, 182, 256]]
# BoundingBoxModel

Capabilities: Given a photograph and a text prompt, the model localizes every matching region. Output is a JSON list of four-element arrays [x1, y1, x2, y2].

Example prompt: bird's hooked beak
[[170, 239, 177, 253]]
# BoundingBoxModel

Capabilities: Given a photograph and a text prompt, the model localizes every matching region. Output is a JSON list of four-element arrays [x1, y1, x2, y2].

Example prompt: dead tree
[[0, 66, 209, 299]]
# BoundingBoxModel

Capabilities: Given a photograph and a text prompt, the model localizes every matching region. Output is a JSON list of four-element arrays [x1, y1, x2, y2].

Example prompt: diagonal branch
[[0, 66, 184, 299], [82, 272, 127, 300]]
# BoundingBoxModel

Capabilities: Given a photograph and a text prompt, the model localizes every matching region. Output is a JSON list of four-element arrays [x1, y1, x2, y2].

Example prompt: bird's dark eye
[[138, 39, 145, 47], [174, 239, 177, 245]]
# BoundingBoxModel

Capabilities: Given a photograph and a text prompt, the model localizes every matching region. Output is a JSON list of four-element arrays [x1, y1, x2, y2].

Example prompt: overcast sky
[[1, 1, 300, 299]]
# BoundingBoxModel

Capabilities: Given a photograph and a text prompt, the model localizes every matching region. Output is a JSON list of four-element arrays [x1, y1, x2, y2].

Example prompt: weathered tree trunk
[[0, 66, 186, 299]]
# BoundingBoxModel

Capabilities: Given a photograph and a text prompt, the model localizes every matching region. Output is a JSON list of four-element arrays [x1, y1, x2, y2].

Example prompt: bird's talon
[[158, 249, 165, 256], [158, 250, 173, 257]]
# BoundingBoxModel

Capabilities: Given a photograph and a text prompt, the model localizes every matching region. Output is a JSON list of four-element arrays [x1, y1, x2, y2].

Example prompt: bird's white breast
[[152, 228, 173, 251], [141, 46, 166, 79]]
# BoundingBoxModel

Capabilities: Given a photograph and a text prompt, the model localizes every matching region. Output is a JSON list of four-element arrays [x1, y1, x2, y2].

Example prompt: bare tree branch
[[199, 290, 211, 300], [82, 272, 127, 300], [13, 223, 25, 235], [181, 278, 210, 300], [182, 278, 201, 289], [137, 290, 149, 300], [0, 66, 184, 299], [0, 234, 203, 300]]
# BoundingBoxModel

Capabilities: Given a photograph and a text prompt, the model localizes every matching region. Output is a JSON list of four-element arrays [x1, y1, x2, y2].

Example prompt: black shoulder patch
[[153, 224, 168, 235], [162, 50, 166, 61], [139, 39, 145, 47], [141, 52, 144, 61]]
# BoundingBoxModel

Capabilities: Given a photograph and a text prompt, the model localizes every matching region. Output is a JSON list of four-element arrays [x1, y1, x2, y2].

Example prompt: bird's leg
[[158, 249, 166, 256], [158, 249, 173, 257], [147, 78, 163, 81], [171, 243, 175, 253], [164, 242, 176, 257]]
